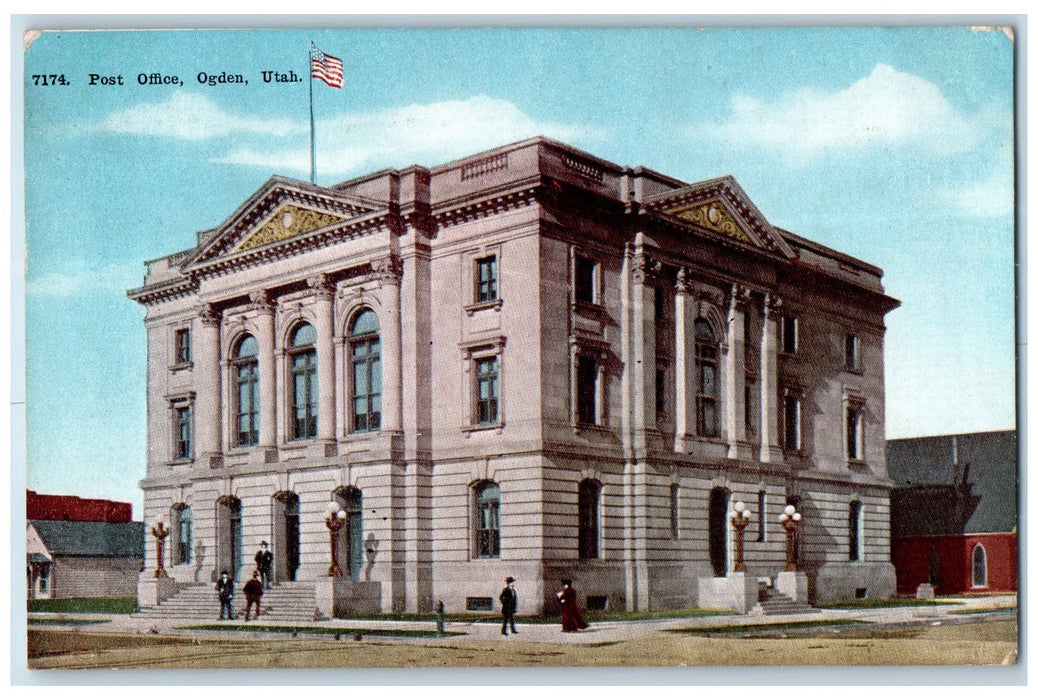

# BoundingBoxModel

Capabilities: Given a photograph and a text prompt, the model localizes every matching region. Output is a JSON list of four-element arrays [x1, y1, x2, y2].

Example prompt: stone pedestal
[[776, 570, 809, 602], [916, 583, 935, 600], [315, 578, 382, 619], [696, 573, 759, 614], [138, 574, 178, 607]]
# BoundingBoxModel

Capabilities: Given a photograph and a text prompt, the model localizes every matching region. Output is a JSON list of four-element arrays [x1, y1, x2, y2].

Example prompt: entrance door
[[708, 487, 731, 577], [284, 494, 300, 581], [217, 497, 244, 582], [334, 487, 364, 581]]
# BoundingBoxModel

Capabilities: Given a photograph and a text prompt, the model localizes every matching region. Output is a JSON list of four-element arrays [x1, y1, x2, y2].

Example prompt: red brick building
[[27, 490, 133, 523], [887, 431, 1017, 595]]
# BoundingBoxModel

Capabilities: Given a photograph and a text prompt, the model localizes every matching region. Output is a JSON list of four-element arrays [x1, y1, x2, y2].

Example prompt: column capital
[[198, 303, 221, 328], [249, 289, 276, 314], [675, 267, 692, 295], [369, 254, 403, 284], [763, 293, 783, 317], [307, 274, 336, 301], [631, 251, 662, 286], [729, 283, 752, 312]]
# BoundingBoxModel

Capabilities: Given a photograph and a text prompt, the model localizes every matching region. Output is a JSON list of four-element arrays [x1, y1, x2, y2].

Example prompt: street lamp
[[730, 501, 752, 573], [150, 519, 170, 578], [324, 501, 347, 578], [779, 504, 802, 572]]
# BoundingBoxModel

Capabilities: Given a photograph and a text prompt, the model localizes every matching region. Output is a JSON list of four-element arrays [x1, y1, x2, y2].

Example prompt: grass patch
[[668, 619, 869, 636], [330, 608, 734, 625], [950, 606, 1017, 616], [27, 598, 138, 615], [821, 598, 959, 609], [185, 624, 465, 639], [27, 617, 111, 626]]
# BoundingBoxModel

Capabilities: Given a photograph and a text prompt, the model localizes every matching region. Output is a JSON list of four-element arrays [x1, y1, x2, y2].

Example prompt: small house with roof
[[26, 520, 144, 599]]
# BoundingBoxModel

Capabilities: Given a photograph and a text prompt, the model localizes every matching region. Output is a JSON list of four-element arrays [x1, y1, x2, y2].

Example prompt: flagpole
[[309, 43, 316, 185]]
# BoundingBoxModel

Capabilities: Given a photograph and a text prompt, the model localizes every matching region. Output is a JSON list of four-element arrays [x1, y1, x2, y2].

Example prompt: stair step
[[134, 582, 322, 623]]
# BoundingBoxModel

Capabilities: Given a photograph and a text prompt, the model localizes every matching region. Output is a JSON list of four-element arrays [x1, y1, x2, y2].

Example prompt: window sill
[[166, 458, 194, 467], [847, 458, 868, 470], [463, 421, 505, 436], [169, 362, 194, 372], [572, 422, 611, 435], [571, 300, 605, 316], [464, 299, 503, 316], [844, 366, 864, 375]]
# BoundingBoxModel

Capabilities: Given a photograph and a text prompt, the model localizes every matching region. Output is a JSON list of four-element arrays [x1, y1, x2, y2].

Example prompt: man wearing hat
[[255, 541, 274, 590], [499, 576, 518, 636], [216, 570, 234, 620]]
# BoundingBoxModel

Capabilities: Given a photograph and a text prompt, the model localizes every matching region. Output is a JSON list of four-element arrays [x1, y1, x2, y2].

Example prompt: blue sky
[[21, 26, 1015, 515]]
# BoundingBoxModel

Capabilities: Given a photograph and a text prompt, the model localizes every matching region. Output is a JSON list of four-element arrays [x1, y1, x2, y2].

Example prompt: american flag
[[310, 45, 344, 89]]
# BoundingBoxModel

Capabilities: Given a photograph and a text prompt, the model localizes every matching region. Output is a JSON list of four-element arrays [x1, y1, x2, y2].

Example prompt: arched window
[[578, 479, 601, 559], [290, 323, 318, 439], [972, 543, 988, 588], [350, 310, 381, 433], [234, 334, 259, 446], [695, 319, 719, 437], [174, 505, 193, 565], [474, 482, 500, 558], [848, 500, 862, 561]]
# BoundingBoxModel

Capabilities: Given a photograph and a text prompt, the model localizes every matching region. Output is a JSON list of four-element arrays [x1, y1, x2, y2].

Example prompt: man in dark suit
[[255, 541, 274, 590], [216, 570, 234, 620], [499, 576, 518, 636]]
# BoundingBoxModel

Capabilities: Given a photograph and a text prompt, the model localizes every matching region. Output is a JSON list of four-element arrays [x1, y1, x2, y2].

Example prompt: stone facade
[[128, 137, 899, 613]]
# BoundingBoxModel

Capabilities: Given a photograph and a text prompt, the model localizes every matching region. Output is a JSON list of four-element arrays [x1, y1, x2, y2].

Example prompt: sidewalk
[[27, 593, 1017, 646]]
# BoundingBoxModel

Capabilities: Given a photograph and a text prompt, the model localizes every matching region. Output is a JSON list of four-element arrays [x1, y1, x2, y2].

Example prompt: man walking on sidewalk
[[499, 576, 518, 636]]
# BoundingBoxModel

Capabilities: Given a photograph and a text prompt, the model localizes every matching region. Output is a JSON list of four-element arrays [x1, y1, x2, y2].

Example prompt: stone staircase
[[750, 589, 818, 616], [135, 580, 323, 623]]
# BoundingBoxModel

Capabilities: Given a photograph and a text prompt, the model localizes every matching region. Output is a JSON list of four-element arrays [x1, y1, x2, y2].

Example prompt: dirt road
[[27, 618, 1017, 669]]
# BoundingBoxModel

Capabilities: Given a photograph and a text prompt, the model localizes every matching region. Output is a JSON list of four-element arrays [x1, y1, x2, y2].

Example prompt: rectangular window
[[757, 490, 766, 542], [475, 357, 500, 425], [174, 405, 192, 460], [175, 328, 191, 364], [576, 355, 598, 425], [847, 405, 863, 460], [744, 378, 755, 435], [475, 255, 498, 303], [781, 315, 798, 354], [849, 501, 863, 561], [475, 484, 501, 558], [574, 255, 597, 304], [845, 334, 860, 371], [655, 367, 667, 417], [670, 484, 680, 540], [783, 394, 801, 451], [466, 597, 494, 612]]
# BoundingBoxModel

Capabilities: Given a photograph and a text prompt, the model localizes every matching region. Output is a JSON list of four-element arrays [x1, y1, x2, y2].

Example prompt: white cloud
[[694, 64, 986, 160], [26, 262, 142, 299], [212, 94, 604, 175], [933, 168, 1016, 217], [96, 91, 303, 141]]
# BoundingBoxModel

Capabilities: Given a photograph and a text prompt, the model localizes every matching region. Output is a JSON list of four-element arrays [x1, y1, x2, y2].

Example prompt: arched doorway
[[708, 487, 731, 577], [216, 496, 243, 582], [333, 487, 363, 581], [273, 492, 301, 582]]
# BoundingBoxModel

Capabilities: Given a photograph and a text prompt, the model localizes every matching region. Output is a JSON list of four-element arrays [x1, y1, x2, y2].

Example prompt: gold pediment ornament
[[236, 204, 347, 251], [666, 199, 752, 244]]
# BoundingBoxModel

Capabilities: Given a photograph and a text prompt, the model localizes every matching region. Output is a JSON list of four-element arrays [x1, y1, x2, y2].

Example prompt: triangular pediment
[[644, 176, 795, 258], [180, 176, 385, 270]]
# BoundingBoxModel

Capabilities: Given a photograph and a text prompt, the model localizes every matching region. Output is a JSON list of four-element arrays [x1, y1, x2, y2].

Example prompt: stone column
[[372, 255, 403, 434], [630, 249, 659, 454], [673, 268, 695, 451], [725, 284, 752, 460], [251, 290, 277, 457], [196, 303, 223, 468], [759, 294, 782, 463], [309, 275, 337, 448]]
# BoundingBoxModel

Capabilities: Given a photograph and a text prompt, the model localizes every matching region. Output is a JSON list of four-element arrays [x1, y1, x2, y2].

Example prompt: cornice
[[126, 276, 199, 306]]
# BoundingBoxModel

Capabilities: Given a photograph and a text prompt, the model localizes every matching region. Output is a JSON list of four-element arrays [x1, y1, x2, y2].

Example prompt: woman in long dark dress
[[557, 579, 589, 632]]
